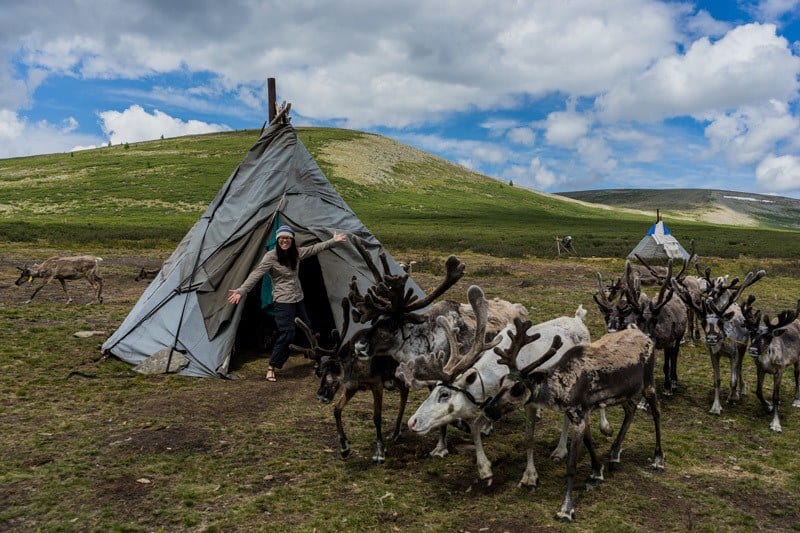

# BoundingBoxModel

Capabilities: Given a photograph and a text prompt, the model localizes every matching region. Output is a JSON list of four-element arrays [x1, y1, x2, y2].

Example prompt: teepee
[[102, 115, 422, 377], [627, 211, 689, 261]]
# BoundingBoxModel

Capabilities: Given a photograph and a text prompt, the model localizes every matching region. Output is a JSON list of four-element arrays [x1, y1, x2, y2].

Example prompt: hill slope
[[0, 128, 798, 259], [557, 188, 800, 230]]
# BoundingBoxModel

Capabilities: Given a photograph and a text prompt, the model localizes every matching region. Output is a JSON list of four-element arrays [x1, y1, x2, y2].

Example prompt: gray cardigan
[[234, 238, 339, 303]]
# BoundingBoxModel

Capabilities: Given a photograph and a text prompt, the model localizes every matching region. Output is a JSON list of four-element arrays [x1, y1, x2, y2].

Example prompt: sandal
[[265, 367, 277, 382]]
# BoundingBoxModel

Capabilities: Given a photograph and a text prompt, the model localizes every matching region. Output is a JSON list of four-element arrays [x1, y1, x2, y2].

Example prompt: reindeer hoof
[[485, 477, 493, 487], [372, 456, 386, 465], [556, 509, 575, 522]]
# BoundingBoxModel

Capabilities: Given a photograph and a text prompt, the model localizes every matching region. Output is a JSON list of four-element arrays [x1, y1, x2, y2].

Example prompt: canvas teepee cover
[[627, 220, 689, 261], [102, 122, 423, 377]]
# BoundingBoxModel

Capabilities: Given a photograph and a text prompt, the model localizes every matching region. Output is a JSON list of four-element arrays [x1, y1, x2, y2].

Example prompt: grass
[[2, 251, 800, 531], [1, 128, 799, 258], [1, 128, 800, 530]]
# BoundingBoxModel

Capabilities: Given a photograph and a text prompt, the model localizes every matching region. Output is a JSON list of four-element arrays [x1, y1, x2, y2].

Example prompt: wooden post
[[267, 78, 276, 124]]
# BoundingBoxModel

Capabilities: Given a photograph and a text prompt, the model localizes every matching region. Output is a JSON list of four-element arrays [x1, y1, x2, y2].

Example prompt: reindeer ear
[[530, 368, 549, 383], [509, 381, 527, 398]]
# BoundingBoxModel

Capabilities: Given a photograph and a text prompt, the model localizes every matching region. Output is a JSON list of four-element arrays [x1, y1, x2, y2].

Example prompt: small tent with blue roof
[[627, 211, 689, 261]]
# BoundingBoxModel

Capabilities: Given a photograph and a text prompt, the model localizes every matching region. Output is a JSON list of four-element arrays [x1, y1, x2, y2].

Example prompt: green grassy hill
[[1, 128, 798, 258]]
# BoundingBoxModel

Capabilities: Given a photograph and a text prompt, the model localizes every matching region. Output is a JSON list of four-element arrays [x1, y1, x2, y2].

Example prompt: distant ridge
[[556, 188, 800, 230]]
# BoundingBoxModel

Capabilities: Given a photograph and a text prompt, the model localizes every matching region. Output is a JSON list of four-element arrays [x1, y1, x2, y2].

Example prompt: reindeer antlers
[[348, 235, 465, 324], [290, 298, 352, 360], [396, 285, 500, 388]]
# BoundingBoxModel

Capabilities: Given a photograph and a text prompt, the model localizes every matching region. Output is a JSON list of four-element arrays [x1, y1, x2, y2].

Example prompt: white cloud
[[0, 109, 25, 139], [577, 136, 617, 171], [545, 111, 591, 147], [98, 105, 230, 144], [755, 154, 800, 191], [529, 157, 561, 189], [0, 109, 103, 158], [507, 127, 535, 146], [703, 100, 800, 165], [597, 23, 800, 122], [752, 0, 800, 22]]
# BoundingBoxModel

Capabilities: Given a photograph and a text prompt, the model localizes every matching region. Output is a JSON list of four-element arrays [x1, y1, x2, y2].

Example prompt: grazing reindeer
[[746, 301, 800, 433], [404, 304, 610, 485], [673, 268, 766, 414], [15, 255, 103, 304], [485, 326, 662, 523], [625, 260, 687, 396], [346, 236, 527, 458], [292, 299, 409, 464], [134, 267, 160, 281]]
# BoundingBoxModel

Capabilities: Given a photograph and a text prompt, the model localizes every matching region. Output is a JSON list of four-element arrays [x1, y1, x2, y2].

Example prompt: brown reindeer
[[625, 259, 687, 396], [15, 255, 103, 304], [134, 267, 160, 281], [485, 325, 662, 522], [746, 300, 800, 432], [292, 298, 410, 464], [673, 268, 766, 414]]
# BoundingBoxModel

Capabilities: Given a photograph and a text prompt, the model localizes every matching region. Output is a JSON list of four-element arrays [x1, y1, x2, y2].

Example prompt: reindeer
[[485, 326, 662, 523], [291, 299, 409, 464], [634, 242, 704, 345], [345, 236, 528, 458], [134, 267, 160, 281], [673, 268, 766, 414], [624, 259, 687, 396], [404, 304, 613, 486], [15, 255, 103, 303], [746, 300, 800, 433]]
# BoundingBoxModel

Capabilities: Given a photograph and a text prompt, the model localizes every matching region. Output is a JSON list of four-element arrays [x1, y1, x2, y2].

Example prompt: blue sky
[[1, 0, 799, 198]]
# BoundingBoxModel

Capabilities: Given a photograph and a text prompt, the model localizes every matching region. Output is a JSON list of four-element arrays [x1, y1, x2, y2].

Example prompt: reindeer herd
[[291, 237, 799, 522]]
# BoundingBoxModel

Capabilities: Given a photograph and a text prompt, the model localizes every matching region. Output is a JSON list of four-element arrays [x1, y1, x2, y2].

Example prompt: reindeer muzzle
[[748, 346, 760, 356]]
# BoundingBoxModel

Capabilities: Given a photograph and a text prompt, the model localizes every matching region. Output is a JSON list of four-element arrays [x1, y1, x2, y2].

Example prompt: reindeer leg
[[736, 348, 747, 396], [57, 279, 73, 303], [770, 370, 783, 433], [709, 351, 723, 415], [556, 413, 585, 523], [334, 388, 358, 460], [662, 349, 673, 397], [583, 417, 603, 484], [728, 353, 741, 403], [371, 386, 386, 464], [27, 278, 52, 303], [597, 406, 613, 437], [643, 384, 664, 471], [521, 404, 540, 486], [756, 365, 770, 411], [389, 384, 409, 442], [609, 399, 637, 472], [550, 413, 569, 461], [792, 363, 800, 408], [430, 426, 449, 458], [472, 418, 493, 485], [95, 274, 104, 303]]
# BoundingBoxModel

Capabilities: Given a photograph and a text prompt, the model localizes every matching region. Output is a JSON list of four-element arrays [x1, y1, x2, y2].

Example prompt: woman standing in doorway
[[227, 225, 346, 382]]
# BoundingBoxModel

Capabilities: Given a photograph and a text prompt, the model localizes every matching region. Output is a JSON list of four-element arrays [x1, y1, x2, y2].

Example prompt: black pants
[[270, 301, 311, 369]]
